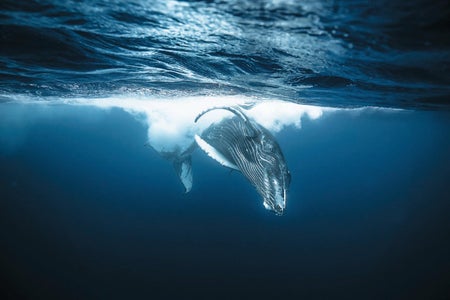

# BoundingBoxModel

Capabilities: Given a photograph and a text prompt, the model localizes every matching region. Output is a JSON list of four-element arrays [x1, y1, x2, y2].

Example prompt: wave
[[0, 0, 449, 109]]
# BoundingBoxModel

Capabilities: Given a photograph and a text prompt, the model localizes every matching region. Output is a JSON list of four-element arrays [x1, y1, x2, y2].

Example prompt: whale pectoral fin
[[173, 156, 193, 193], [194, 134, 239, 171]]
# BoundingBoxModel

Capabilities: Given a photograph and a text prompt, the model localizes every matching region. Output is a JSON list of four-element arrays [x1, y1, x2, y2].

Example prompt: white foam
[[64, 95, 332, 155]]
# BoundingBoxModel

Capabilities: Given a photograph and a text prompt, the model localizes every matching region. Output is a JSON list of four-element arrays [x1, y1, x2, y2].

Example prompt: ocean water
[[1, 0, 450, 299]]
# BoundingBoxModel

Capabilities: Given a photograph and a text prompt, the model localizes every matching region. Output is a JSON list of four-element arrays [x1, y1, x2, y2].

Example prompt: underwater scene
[[1, 0, 449, 299]]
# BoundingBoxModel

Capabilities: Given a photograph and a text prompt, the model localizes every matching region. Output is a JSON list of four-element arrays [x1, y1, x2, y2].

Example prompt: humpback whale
[[194, 106, 291, 215]]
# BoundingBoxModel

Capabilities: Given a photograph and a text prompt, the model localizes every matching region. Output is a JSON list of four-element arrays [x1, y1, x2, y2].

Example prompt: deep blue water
[[1, 105, 449, 299], [1, 0, 450, 299]]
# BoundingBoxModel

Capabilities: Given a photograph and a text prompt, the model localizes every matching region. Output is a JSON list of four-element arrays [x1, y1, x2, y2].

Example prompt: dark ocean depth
[[1, 0, 450, 299]]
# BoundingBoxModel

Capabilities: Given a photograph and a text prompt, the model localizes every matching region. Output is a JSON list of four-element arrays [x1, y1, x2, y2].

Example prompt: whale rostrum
[[194, 106, 291, 215]]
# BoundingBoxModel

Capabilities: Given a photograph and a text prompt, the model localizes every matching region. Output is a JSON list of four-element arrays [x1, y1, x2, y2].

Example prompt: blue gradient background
[[1, 105, 449, 299], [1, 0, 450, 298]]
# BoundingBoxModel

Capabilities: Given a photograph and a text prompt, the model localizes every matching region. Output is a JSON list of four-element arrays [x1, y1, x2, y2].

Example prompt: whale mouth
[[262, 177, 287, 216], [263, 198, 285, 216]]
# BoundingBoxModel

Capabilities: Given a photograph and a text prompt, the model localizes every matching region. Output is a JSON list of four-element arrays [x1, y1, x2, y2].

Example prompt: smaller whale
[[158, 142, 196, 193], [194, 106, 291, 215]]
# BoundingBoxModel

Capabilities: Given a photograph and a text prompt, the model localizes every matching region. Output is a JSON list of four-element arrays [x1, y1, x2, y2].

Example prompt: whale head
[[254, 131, 291, 216]]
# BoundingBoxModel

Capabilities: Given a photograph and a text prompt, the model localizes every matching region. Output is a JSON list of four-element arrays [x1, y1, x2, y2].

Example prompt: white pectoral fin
[[174, 157, 193, 193], [194, 135, 239, 170], [179, 159, 193, 193]]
